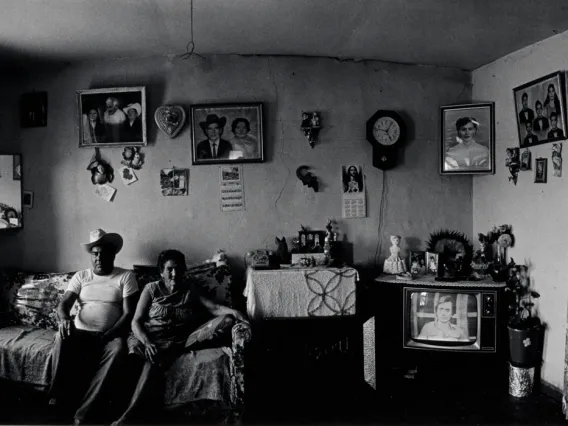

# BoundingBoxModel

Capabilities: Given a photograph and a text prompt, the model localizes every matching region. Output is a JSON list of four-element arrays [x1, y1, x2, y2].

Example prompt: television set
[[403, 287, 499, 352]]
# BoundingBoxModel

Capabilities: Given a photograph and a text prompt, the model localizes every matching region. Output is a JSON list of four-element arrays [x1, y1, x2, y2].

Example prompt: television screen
[[409, 291, 478, 343]]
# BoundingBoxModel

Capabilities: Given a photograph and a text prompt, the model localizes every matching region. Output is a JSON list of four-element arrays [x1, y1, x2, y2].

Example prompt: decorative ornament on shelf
[[296, 165, 319, 192], [383, 235, 407, 275], [155, 105, 186, 138], [426, 230, 473, 281], [477, 224, 515, 282], [300, 111, 321, 148]]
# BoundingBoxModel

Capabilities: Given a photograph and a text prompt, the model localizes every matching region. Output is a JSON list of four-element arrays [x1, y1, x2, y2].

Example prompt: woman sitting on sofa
[[112, 249, 246, 425]]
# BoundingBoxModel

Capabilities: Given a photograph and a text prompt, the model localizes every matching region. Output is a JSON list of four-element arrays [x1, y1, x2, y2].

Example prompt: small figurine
[[121, 146, 145, 170], [383, 235, 407, 275], [300, 111, 322, 148], [275, 236, 289, 264]]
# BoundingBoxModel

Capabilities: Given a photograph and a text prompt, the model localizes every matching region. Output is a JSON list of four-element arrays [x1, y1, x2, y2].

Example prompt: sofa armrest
[[230, 321, 251, 415]]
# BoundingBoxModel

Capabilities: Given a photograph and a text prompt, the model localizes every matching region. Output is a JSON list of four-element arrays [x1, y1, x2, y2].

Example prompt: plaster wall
[[472, 31, 568, 390], [1, 55, 472, 282]]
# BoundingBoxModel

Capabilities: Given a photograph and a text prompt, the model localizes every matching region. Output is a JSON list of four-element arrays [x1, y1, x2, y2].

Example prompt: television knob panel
[[482, 293, 495, 317]]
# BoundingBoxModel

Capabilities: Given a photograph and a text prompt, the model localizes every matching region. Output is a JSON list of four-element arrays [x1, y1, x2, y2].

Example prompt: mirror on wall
[[0, 154, 23, 229]]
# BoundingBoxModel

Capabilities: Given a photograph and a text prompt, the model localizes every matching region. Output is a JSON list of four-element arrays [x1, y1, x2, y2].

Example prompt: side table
[[243, 266, 363, 418]]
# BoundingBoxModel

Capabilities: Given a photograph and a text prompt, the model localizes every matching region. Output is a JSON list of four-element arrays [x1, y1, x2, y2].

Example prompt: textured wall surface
[[472, 31, 568, 390], [0, 55, 472, 280]]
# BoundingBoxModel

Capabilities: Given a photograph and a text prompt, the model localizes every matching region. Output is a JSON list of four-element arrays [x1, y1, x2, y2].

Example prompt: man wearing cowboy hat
[[196, 114, 233, 160], [103, 97, 126, 142], [49, 229, 139, 425], [122, 103, 143, 142]]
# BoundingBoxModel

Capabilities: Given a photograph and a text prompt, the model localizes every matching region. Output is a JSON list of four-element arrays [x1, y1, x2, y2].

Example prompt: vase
[[497, 245, 507, 266]]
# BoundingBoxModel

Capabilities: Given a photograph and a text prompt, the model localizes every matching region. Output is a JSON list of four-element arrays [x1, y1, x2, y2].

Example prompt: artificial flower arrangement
[[472, 224, 515, 281], [505, 263, 541, 330]]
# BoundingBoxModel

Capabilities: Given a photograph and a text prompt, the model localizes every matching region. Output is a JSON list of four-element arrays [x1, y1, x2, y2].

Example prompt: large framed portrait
[[77, 87, 147, 148], [513, 71, 567, 148], [440, 102, 495, 175], [190, 103, 264, 165]]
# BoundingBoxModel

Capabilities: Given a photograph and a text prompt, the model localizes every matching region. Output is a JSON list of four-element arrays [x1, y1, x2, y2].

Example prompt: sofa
[[0, 253, 250, 423]]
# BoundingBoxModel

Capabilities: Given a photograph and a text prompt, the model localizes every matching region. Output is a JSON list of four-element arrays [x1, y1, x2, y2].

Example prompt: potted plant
[[505, 264, 543, 368]]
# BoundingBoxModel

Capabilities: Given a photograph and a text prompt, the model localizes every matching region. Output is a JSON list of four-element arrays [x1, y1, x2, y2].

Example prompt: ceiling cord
[[180, 0, 205, 60]]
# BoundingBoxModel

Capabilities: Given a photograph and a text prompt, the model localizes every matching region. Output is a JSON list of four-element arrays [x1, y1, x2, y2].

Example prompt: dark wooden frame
[[440, 102, 495, 175]]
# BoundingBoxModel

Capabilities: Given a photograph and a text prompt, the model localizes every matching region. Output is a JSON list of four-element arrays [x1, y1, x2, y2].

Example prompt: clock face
[[373, 117, 400, 146]]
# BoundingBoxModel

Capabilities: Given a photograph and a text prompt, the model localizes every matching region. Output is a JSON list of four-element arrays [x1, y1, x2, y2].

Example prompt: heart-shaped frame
[[154, 105, 186, 138]]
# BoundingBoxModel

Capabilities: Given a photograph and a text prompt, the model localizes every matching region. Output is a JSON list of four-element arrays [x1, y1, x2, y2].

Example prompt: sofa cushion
[[11, 273, 78, 330], [0, 324, 55, 389]]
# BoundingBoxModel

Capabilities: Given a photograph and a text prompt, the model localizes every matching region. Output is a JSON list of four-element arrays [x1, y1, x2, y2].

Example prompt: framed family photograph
[[298, 230, 327, 253], [408, 251, 426, 276], [440, 102, 495, 175], [513, 71, 567, 148], [190, 103, 264, 165], [535, 158, 548, 183], [77, 87, 147, 148], [426, 252, 439, 275]]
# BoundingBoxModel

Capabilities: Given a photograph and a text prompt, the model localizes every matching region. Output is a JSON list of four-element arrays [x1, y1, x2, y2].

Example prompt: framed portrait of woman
[[440, 102, 495, 175], [513, 71, 567, 148]]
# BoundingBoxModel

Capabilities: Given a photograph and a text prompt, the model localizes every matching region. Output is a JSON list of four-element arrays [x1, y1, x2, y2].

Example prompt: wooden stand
[[508, 362, 535, 397]]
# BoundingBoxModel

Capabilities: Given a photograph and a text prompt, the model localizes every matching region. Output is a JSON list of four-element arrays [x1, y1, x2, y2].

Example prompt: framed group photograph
[[190, 103, 264, 165], [535, 158, 548, 183], [77, 86, 147, 148], [440, 102, 495, 175], [514, 72, 567, 149]]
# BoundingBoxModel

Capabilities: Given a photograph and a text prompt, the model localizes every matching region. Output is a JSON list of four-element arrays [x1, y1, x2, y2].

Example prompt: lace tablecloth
[[243, 267, 358, 319]]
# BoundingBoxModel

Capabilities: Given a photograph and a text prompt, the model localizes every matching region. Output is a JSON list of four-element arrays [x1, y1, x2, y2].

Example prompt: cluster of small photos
[[505, 143, 562, 185]]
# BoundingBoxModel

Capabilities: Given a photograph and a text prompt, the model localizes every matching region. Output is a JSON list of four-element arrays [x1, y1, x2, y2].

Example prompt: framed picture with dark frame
[[190, 103, 264, 165], [77, 87, 147, 148], [440, 102, 495, 175], [20, 91, 47, 128], [513, 71, 567, 148], [298, 230, 327, 253], [535, 158, 547, 183], [23, 191, 34, 208]]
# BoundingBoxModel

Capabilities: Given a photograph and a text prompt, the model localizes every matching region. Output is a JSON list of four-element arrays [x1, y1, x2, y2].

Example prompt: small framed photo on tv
[[426, 252, 439, 275], [409, 251, 426, 276]]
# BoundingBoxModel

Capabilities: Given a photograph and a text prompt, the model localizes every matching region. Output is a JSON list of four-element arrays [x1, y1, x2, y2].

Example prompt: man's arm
[[57, 291, 79, 339], [102, 293, 138, 342]]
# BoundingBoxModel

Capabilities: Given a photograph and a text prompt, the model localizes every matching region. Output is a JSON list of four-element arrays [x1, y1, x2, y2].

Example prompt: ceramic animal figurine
[[275, 237, 290, 264]]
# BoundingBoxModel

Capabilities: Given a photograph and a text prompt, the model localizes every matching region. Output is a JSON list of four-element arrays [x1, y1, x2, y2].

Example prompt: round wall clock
[[366, 110, 406, 170]]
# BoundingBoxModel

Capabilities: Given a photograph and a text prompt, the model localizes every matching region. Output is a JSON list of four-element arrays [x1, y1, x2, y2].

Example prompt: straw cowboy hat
[[123, 103, 142, 117], [199, 114, 227, 133], [82, 229, 123, 253]]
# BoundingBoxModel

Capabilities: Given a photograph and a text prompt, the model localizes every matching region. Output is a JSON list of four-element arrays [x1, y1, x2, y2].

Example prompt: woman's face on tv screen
[[436, 301, 452, 323]]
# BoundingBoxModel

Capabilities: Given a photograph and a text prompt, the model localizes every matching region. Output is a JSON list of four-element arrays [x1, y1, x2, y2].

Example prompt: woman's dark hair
[[548, 84, 556, 94], [455, 117, 478, 132], [157, 249, 187, 273], [231, 118, 251, 134]]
